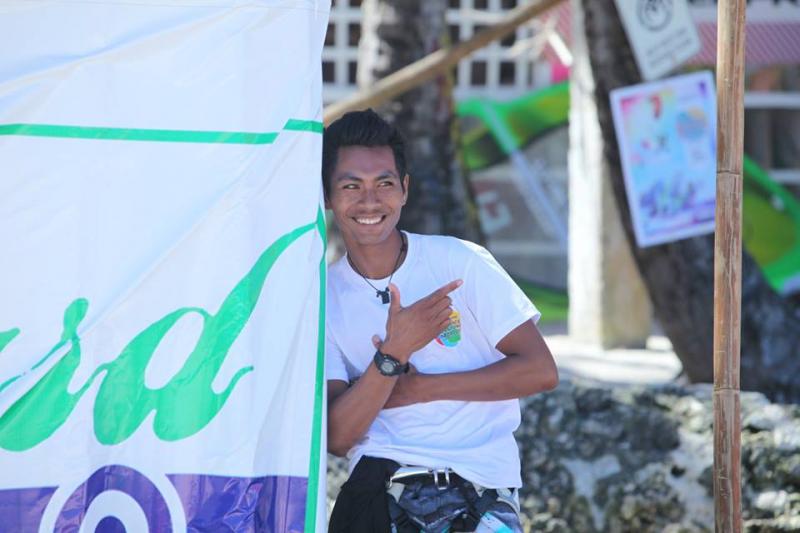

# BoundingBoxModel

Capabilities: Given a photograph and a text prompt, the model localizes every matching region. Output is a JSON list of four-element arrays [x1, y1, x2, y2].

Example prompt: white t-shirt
[[326, 232, 540, 489]]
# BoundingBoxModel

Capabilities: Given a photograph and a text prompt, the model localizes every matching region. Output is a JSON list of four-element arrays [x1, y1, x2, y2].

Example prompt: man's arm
[[327, 280, 461, 457], [384, 319, 558, 409], [327, 369, 398, 457]]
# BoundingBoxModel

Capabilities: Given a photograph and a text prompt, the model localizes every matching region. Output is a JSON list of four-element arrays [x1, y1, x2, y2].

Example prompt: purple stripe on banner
[[55, 464, 172, 532], [0, 485, 57, 530], [168, 474, 308, 533], [0, 469, 307, 532]]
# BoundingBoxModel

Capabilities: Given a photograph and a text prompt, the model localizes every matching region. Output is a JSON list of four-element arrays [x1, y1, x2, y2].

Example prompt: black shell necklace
[[347, 230, 407, 304]]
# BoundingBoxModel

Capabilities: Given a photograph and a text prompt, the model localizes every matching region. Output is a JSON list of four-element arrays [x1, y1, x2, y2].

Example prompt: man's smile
[[353, 215, 386, 225]]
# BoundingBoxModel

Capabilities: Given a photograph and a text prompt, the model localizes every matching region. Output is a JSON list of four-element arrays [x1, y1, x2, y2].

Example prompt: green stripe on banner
[[0, 123, 278, 144], [0, 118, 323, 144], [304, 207, 327, 533], [283, 119, 323, 133]]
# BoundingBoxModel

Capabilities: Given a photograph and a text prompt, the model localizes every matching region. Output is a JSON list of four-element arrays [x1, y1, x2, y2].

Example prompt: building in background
[[323, 0, 570, 104], [688, 0, 800, 189]]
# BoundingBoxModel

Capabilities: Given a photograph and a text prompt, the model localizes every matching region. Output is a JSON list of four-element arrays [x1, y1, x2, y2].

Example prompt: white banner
[[0, 1, 329, 531]]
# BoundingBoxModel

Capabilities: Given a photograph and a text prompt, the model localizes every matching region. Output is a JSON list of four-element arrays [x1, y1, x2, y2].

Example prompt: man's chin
[[344, 228, 395, 248], [353, 234, 391, 247]]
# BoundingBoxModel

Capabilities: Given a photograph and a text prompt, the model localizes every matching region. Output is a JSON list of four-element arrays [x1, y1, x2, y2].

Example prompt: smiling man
[[324, 110, 558, 533]]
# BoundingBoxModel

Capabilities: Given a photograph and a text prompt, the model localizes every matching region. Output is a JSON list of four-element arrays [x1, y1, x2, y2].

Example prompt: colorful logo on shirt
[[436, 310, 461, 347]]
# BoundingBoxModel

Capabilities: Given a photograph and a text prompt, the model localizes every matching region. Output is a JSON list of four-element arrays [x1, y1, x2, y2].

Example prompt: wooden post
[[323, 0, 565, 125], [714, 0, 745, 531]]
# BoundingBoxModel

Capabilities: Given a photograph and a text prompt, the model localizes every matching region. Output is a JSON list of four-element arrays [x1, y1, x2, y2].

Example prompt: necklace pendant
[[377, 289, 390, 304]]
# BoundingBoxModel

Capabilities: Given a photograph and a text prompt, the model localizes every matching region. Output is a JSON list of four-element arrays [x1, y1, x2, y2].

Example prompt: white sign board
[[0, 1, 330, 531], [615, 0, 702, 80], [610, 71, 717, 247]]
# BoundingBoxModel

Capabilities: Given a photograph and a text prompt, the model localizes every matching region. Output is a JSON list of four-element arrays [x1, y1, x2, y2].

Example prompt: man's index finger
[[427, 279, 463, 301]]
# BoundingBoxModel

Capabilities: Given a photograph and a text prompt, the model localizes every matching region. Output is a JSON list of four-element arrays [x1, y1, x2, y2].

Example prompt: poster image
[[610, 71, 717, 247]]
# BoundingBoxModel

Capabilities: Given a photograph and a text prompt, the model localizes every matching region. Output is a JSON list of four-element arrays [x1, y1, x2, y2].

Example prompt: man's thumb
[[372, 335, 382, 349], [388, 283, 402, 310]]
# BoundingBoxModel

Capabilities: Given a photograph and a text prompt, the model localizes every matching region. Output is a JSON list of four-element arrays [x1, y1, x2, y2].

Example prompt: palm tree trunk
[[357, 0, 482, 241]]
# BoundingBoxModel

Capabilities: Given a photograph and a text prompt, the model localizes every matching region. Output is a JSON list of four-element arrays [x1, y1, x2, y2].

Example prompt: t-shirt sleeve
[[461, 243, 541, 348], [326, 328, 350, 383]]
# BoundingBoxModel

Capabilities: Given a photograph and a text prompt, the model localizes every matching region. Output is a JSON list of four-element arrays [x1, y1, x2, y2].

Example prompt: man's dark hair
[[322, 109, 407, 197]]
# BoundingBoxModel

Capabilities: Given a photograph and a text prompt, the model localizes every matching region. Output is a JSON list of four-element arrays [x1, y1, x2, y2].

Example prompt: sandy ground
[[540, 321, 684, 386]]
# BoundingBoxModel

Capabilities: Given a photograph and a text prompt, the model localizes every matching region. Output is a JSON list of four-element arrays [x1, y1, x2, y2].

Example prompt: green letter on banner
[[0, 218, 318, 451]]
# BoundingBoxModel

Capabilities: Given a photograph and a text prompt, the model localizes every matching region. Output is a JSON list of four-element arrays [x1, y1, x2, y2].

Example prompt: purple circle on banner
[[54, 465, 172, 532], [96, 516, 126, 532]]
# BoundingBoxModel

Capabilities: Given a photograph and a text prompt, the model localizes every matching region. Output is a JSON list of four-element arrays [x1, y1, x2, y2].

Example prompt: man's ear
[[402, 174, 410, 205]]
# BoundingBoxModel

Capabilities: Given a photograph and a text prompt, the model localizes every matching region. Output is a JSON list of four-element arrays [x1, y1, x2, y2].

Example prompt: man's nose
[[358, 187, 380, 206]]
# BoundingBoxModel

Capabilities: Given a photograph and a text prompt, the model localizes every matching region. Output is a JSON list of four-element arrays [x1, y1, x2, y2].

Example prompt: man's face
[[326, 145, 409, 249]]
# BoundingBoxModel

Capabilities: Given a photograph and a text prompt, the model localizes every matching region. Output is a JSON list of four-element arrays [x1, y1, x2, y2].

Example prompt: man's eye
[[342, 184, 358, 190], [378, 181, 394, 187]]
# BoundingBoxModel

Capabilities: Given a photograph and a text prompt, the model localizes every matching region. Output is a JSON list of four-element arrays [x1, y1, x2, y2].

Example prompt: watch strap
[[373, 349, 409, 376]]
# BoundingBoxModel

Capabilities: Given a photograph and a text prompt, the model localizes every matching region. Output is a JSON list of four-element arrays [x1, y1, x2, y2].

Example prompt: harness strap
[[387, 496, 421, 533], [451, 482, 499, 531], [386, 473, 501, 532]]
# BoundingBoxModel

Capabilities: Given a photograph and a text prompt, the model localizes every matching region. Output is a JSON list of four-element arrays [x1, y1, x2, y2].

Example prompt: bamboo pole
[[714, 0, 745, 531], [323, 0, 565, 125]]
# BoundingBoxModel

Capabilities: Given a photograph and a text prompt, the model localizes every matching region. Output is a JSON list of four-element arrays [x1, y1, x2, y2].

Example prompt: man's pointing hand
[[378, 279, 462, 364]]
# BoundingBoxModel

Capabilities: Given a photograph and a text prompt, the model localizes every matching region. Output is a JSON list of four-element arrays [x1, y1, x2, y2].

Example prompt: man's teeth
[[356, 216, 382, 225]]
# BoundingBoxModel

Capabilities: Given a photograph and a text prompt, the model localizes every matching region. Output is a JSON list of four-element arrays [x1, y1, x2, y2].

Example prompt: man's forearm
[[428, 352, 557, 401], [327, 366, 399, 456], [386, 351, 557, 408], [427, 319, 559, 402]]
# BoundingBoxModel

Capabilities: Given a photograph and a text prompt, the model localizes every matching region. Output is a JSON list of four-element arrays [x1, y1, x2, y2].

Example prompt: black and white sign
[[615, 0, 702, 80]]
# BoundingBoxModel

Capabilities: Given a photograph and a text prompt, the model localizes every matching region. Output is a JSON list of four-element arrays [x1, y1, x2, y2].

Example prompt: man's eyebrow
[[335, 170, 399, 181], [334, 174, 363, 182]]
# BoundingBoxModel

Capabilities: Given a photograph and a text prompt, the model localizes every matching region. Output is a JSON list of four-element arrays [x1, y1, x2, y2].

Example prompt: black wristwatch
[[373, 349, 409, 376]]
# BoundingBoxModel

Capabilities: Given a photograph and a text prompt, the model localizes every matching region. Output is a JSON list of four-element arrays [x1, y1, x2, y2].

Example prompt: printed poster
[[610, 71, 717, 247]]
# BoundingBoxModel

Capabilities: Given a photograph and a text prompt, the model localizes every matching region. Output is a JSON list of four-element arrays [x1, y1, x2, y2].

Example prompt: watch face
[[380, 361, 395, 374]]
